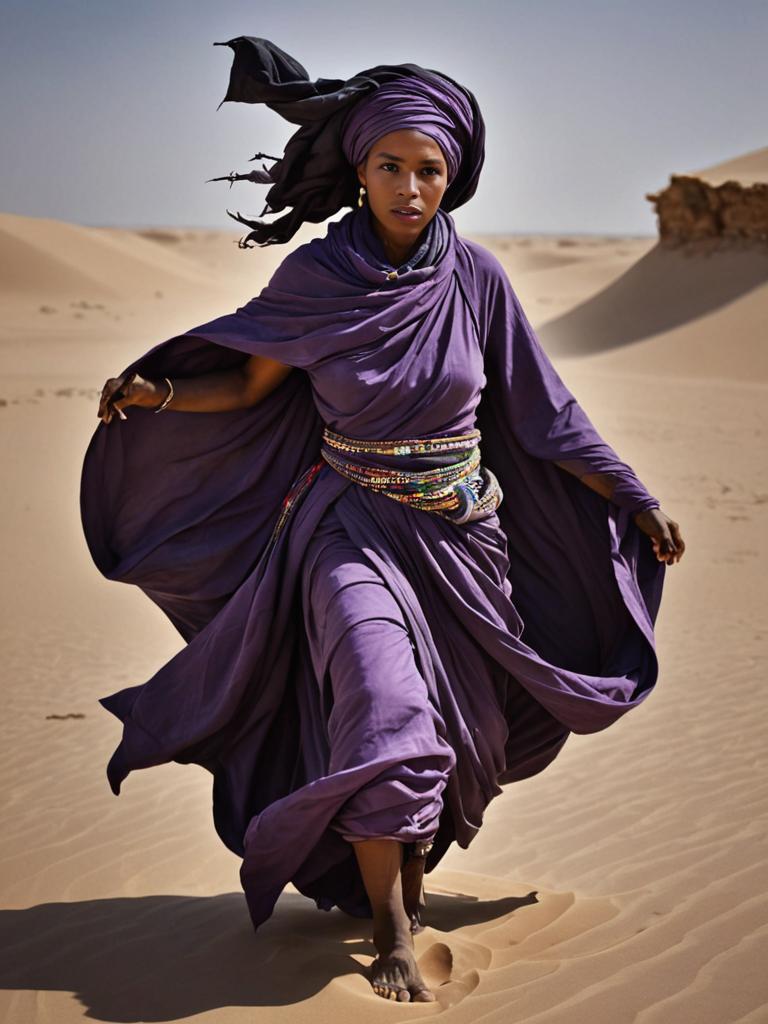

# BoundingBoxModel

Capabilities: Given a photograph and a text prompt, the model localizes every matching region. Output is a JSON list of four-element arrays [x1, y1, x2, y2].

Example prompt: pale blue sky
[[1, 0, 765, 235]]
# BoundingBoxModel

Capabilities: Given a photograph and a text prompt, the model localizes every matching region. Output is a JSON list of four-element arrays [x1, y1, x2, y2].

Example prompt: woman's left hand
[[633, 508, 685, 565]]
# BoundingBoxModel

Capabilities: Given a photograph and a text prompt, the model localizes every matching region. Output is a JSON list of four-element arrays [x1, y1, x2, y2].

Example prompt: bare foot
[[350, 837, 436, 1002], [371, 916, 435, 1003]]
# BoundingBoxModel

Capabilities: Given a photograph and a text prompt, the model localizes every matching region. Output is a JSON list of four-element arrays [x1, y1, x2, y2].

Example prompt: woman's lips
[[391, 208, 422, 222]]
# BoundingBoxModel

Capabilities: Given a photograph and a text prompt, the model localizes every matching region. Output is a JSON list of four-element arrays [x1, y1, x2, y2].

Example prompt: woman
[[83, 37, 685, 1004]]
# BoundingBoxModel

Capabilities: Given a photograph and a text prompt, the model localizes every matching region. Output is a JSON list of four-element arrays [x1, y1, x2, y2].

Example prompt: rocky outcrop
[[646, 148, 768, 245]]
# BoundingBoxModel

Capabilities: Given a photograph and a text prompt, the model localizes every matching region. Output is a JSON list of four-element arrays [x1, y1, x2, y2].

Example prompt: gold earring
[[358, 185, 367, 208]]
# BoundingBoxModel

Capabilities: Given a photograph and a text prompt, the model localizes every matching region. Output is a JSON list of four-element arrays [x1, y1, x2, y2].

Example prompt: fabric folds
[[80, 202, 665, 931]]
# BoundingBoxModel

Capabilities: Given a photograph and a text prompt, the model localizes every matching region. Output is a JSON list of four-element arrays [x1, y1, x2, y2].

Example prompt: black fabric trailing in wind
[[209, 36, 486, 246]]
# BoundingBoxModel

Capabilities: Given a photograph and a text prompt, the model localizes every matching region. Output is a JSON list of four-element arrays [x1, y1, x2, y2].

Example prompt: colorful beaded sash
[[320, 426, 503, 525], [264, 427, 504, 559]]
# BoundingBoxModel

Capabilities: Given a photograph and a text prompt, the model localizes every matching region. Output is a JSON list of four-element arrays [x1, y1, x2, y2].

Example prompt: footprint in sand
[[417, 937, 488, 1007], [418, 940, 453, 986]]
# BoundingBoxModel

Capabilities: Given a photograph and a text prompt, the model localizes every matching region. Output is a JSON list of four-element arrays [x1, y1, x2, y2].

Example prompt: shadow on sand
[[0, 888, 538, 1020], [538, 241, 768, 356]]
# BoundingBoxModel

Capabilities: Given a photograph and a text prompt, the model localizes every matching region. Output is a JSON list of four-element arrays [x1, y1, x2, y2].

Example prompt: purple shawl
[[80, 204, 665, 928]]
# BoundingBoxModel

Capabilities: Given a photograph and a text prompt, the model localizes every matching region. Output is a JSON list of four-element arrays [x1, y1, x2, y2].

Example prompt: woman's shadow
[[0, 888, 537, 1020]]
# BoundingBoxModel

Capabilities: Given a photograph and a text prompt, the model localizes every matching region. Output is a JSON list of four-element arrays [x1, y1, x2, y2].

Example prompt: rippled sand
[[1, 210, 765, 1022]]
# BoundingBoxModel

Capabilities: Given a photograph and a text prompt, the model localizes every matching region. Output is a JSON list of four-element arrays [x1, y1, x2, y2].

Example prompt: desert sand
[[1, 183, 766, 1022]]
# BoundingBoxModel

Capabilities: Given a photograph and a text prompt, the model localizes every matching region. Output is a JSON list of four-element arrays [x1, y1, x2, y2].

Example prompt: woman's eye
[[379, 164, 440, 175]]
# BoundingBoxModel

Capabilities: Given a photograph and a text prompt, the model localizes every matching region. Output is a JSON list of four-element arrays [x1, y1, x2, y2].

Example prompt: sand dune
[[687, 145, 768, 187], [0, 212, 219, 300], [536, 242, 768, 379], [0, 213, 333, 388], [0, 208, 765, 1022]]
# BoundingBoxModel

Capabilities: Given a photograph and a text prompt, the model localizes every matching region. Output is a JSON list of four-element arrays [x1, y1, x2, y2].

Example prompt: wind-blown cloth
[[207, 36, 485, 245], [80, 202, 665, 932]]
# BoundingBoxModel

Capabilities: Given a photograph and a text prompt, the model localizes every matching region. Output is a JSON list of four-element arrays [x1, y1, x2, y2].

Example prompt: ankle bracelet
[[411, 838, 434, 858]]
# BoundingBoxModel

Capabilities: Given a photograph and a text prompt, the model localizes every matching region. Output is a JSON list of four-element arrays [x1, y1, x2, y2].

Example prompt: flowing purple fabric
[[80, 203, 665, 930]]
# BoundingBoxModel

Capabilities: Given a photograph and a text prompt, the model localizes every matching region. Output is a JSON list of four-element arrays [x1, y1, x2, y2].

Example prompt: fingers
[[98, 376, 124, 423], [659, 521, 685, 565], [668, 520, 686, 563], [643, 509, 685, 566], [654, 523, 684, 565], [98, 372, 136, 424], [98, 377, 119, 422], [111, 392, 130, 420]]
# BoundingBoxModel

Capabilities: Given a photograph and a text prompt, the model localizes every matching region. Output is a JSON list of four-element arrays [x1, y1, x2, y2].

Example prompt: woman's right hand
[[98, 372, 169, 423]]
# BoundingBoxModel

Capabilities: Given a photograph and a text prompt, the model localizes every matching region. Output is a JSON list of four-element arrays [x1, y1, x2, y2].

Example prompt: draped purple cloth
[[339, 77, 471, 182], [80, 204, 665, 930]]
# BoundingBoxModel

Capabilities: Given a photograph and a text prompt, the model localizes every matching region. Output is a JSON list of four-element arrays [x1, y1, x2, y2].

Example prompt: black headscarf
[[209, 36, 486, 246]]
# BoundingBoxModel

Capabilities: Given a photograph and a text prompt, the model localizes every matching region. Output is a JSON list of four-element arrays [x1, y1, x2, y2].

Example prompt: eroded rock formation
[[646, 175, 768, 245]]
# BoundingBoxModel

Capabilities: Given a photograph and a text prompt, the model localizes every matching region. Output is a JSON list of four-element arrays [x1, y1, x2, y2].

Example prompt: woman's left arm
[[473, 243, 686, 566]]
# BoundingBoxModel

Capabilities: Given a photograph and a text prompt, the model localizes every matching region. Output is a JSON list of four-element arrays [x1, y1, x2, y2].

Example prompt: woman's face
[[356, 129, 450, 254]]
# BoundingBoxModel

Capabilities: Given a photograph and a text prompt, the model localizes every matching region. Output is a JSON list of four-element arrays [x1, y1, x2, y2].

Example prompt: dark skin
[[97, 127, 685, 1003], [355, 128, 448, 267]]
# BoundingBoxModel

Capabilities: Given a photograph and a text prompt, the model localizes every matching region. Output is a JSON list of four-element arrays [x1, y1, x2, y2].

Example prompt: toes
[[370, 953, 430, 1003], [373, 981, 410, 1001], [371, 971, 415, 1002]]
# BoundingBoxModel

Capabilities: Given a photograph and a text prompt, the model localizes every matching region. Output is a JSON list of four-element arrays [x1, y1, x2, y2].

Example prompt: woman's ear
[[356, 160, 367, 189]]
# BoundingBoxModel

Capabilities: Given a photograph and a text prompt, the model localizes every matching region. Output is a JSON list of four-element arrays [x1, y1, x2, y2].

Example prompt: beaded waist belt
[[320, 426, 504, 525]]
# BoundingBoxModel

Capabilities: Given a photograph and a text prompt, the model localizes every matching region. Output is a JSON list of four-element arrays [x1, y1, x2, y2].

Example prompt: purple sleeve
[[477, 247, 660, 516]]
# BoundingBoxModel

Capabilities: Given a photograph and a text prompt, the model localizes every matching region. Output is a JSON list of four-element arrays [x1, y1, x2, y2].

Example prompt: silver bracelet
[[154, 377, 174, 413]]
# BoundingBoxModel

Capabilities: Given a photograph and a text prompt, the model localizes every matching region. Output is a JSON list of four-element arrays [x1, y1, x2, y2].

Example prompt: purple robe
[[80, 206, 665, 930]]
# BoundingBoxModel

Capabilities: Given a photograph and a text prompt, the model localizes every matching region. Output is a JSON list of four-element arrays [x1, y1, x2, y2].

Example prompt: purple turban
[[208, 37, 486, 245], [339, 77, 473, 183]]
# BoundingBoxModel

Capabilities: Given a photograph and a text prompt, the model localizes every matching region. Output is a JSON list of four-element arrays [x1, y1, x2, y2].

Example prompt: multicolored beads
[[320, 427, 503, 523], [264, 428, 505, 557], [322, 426, 482, 458]]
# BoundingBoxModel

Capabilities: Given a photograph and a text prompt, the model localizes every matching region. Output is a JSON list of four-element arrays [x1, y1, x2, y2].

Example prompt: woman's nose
[[396, 174, 419, 197]]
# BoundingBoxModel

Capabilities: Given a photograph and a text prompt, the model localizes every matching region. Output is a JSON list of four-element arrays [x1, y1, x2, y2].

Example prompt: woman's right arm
[[97, 354, 294, 423]]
